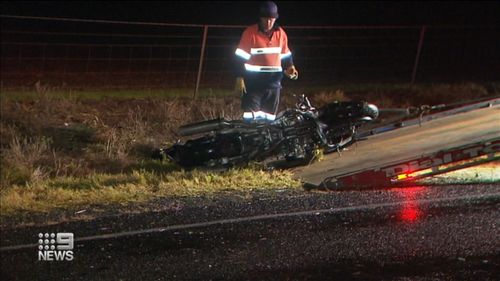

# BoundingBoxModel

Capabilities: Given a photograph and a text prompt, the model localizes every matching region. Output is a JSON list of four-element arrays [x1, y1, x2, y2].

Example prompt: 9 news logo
[[38, 232, 74, 261]]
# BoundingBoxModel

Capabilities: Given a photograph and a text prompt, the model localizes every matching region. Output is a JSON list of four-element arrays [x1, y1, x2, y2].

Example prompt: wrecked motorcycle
[[153, 95, 379, 168]]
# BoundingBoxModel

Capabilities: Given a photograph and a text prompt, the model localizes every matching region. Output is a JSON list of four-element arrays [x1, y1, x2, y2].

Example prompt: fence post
[[42, 43, 46, 74], [146, 46, 152, 89], [86, 46, 91, 73], [194, 25, 208, 99], [411, 25, 426, 84], [106, 45, 112, 86], [63, 45, 68, 76]]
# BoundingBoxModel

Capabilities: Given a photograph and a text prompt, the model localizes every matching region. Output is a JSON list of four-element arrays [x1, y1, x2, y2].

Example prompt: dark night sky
[[2, 1, 500, 26]]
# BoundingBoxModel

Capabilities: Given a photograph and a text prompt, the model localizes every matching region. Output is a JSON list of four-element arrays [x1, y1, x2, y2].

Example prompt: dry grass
[[1, 135, 52, 187], [0, 167, 301, 215], [0, 90, 299, 215], [0, 82, 497, 215]]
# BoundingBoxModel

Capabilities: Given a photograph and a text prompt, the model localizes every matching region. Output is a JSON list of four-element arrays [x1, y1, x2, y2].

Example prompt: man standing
[[234, 1, 299, 121]]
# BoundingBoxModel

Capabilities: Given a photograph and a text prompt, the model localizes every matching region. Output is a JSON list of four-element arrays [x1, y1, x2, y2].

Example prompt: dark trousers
[[241, 88, 281, 115]]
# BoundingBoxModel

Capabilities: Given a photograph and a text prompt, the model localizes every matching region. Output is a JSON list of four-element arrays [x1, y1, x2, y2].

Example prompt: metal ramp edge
[[294, 97, 500, 189]]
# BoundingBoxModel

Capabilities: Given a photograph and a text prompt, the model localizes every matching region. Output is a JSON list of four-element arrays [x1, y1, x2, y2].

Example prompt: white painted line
[[2, 192, 499, 251]]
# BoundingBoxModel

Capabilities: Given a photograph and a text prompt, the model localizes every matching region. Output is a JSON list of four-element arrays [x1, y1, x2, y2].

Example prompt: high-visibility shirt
[[235, 24, 293, 89]]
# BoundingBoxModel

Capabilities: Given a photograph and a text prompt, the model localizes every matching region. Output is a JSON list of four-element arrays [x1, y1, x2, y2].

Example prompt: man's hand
[[284, 65, 299, 80], [235, 77, 246, 94]]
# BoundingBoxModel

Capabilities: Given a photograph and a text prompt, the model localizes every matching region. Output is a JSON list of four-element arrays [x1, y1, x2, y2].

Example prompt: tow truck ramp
[[293, 97, 500, 189]]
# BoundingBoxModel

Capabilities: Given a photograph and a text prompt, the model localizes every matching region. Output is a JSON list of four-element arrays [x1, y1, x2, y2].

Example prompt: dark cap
[[259, 1, 279, 18]]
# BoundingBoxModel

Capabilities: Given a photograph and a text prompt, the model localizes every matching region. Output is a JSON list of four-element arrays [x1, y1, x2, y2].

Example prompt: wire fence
[[1, 15, 499, 96]]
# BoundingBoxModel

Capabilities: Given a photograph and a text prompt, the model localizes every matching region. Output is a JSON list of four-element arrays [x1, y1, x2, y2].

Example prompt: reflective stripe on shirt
[[280, 51, 292, 59], [244, 64, 282, 72], [250, 47, 282, 55], [235, 48, 251, 60]]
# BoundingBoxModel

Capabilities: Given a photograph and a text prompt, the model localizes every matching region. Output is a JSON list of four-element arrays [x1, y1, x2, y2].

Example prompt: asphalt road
[[1, 183, 499, 280]]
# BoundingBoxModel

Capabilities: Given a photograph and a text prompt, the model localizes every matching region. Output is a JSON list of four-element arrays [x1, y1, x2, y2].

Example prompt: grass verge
[[0, 162, 301, 216], [0, 82, 497, 218]]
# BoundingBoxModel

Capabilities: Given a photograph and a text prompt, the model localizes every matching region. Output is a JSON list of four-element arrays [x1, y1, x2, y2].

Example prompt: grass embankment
[[0, 165, 300, 216], [0, 82, 498, 216]]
